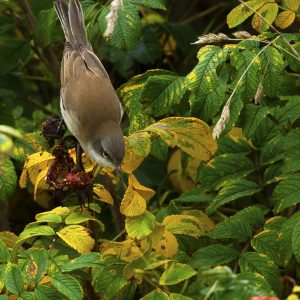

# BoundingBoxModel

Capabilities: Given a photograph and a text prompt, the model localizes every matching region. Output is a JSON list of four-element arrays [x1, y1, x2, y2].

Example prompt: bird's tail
[[54, 0, 88, 46]]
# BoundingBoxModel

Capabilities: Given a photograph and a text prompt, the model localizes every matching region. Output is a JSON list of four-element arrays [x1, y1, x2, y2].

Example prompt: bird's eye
[[102, 151, 109, 159]]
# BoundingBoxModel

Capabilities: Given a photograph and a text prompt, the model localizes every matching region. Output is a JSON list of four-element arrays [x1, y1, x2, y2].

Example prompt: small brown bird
[[54, 0, 125, 169]]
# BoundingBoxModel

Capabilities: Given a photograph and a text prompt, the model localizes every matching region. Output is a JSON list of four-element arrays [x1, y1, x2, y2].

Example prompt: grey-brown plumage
[[54, 0, 124, 168]]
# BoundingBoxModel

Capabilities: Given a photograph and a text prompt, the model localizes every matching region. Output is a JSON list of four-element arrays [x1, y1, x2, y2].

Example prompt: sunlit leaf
[[159, 262, 197, 285], [19, 152, 54, 188], [57, 225, 95, 254], [227, 0, 266, 28], [145, 117, 217, 161], [252, 3, 278, 32], [275, 10, 296, 29], [122, 131, 151, 173], [126, 210, 156, 239]]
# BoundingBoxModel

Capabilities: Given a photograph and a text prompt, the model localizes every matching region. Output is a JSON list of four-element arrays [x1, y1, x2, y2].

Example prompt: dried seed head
[[103, 0, 123, 38], [212, 103, 231, 140], [232, 31, 252, 39], [192, 33, 229, 45]]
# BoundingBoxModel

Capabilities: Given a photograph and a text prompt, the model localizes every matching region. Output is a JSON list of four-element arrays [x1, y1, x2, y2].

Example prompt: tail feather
[[54, 0, 88, 47]]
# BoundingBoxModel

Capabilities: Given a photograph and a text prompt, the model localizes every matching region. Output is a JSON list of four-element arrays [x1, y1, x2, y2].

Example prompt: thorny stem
[[238, 0, 300, 60]]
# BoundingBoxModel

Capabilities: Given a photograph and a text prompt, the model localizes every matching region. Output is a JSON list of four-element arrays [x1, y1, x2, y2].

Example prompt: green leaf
[[132, 26, 162, 64], [34, 8, 62, 46], [119, 70, 172, 133], [129, 0, 167, 10], [242, 104, 270, 139], [193, 83, 227, 121], [145, 117, 217, 161], [0, 158, 17, 201], [34, 285, 63, 300], [227, 0, 265, 28], [292, 221, 300, 263], [252, 3, 278, 32], [170, 294, 193, 300], [62, 253, 103, 272], [251, 230, 283, 266], [237, 272, 274, 296], [273, 174, 300, 213], [206, 179, 261, 214], [208, 206, 264, 240], [260, 46, 284, 97], [223, 96, 245, 135], [142, 74, 187, 117], [19, 248, 48, 285], [65, 212, 104, 230], [239, 252, 282, 295], [174, 186, 213, 203], [231, 50, 261, 101], [15, 225, 55, 249], [4, 263, 24, 294], [0, 38, 31, 75], [186, 46, 228, 95], [110, 3, 142, 50], [0, 15, 15, 34], [0, 239, 9, 263], [199, 153, 255, 190], [189, 244, 239, 268], [19, 292, 35, 300], [252, 116, 280, 147], [35, 213, 62, 224], [159, 262, 196, 285], [51, 273, 83, 300], [126, 210, 156, 239], [141, 290, 169, 300], [92, 262, 128, 299]]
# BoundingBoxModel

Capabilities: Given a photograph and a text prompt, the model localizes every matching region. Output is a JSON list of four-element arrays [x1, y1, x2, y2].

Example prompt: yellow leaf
[[120, 185, 147, 217], [227, 0, 266, 28], [36, 206, 70, 218], [122, 131, 152, 174], [20, 152, 54, 188], [145, 117, 217, 161], [93, 184, 114, 205], [129, 174, 155, 201], [0, 231, 18, 249], [120, 175, 155, 217], [182, 210, 214, 234], [152, 226, 178, 258], [33, 168, 52, 208], [167, 150, 199, 192], [100, 238, 149, 262], [57, 225, 95, 254], [275, 10, 296, 29], [283, 0, 300, 11], [162, 211, 213, 238], [252, 3, 278, 32]]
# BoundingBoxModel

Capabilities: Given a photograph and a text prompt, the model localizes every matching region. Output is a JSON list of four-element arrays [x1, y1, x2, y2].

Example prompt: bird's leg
[[75, 143, 84, 172]]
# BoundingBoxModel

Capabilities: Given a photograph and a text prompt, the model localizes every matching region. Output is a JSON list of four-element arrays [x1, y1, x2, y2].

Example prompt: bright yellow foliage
[[57, 225, 95, 254]]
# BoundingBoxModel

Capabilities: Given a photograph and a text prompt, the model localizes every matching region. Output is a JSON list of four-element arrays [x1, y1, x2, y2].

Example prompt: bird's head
[[85, 121, 125, 168]]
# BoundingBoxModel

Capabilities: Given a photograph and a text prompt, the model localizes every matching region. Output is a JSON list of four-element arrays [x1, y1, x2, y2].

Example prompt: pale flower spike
[[212, 102, 230, 140], [103, 0, 123, 38]]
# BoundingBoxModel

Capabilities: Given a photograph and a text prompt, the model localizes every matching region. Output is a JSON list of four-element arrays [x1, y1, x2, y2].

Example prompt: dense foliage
[[0, 0, 300, 299]]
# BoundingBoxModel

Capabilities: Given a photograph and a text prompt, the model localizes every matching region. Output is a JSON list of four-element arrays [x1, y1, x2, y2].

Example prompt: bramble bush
[[0, 0, 300, 299]]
